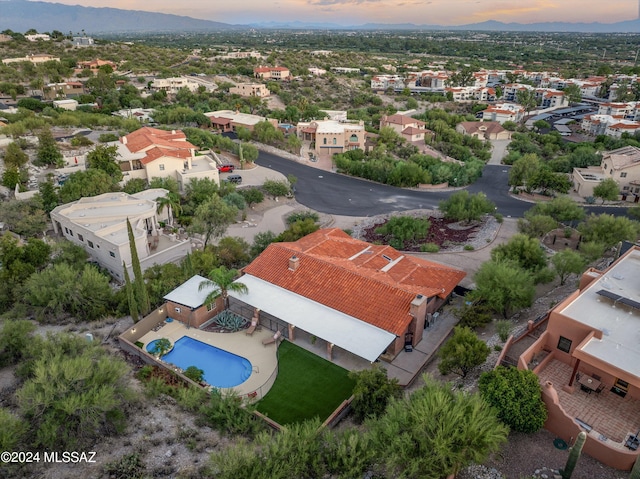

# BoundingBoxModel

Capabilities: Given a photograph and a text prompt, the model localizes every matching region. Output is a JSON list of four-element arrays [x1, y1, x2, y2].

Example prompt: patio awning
[[228, 274, 396, 362]]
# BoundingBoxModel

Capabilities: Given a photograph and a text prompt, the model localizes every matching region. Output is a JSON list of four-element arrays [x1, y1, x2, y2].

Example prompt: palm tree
[[199, 266, 248, 309], [156, 192, 182, 227]]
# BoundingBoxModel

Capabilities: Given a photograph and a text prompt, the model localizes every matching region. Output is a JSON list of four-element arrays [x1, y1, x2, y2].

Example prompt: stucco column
[[288, 323, 296, 341], [327, 342, 334, 361]]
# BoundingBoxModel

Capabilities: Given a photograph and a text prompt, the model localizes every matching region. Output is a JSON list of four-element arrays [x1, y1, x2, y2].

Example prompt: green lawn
[[256, 340, 355, 425]]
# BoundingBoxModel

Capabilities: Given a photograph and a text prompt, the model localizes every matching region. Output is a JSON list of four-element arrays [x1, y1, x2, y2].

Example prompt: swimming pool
[[162, 336, 253, 388]]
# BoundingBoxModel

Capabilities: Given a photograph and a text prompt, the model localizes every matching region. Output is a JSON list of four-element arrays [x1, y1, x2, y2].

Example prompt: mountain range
[[1, 0, 640, 34]]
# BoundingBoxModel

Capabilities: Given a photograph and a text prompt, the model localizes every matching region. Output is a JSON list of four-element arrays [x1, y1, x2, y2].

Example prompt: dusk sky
[[36, 0, 637, 26]]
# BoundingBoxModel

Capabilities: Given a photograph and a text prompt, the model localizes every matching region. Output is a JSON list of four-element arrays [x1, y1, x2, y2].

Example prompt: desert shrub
[[478, 367, 547, 433], [421, 242, 440, 253], [201, 389, 262, 437], [286, 210, 320, 225], [455, 301, 493, 328], [98, 133, 119, 143], [0, 408, 27, 451], [495, 320, 511, 342], [0, 319, 36, 367], [374, 216, 430, 249], [104, 453, 146, 479], [349, 366, 402, 424], [493, 213, 504, 223], [438, 326, 490, 378], [262, 179, 290, 198], [439, 191, 495, 223], [464, 245, 474, 251]]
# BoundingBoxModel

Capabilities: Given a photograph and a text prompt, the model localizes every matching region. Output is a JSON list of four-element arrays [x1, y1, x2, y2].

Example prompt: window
[[78, 234, 84, 242], [206, 302, 216, 312], [174, 307, 181, 313], [557, 336, 572, 353], [109, 251, 116, 258], [159, 164, 165, 171], [68, 230, 73, 237], [64, 227, 69, 234], [623, 186, 630, 191], [333, 138, 337, 145], [610, 169, 613, 175], [621, 172, 627, 178], [323, 138, 327, 145], [87, 240, 94, 248]]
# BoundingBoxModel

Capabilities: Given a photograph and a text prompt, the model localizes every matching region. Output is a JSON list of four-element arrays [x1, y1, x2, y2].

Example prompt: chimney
[[288, 255, 300, 271]]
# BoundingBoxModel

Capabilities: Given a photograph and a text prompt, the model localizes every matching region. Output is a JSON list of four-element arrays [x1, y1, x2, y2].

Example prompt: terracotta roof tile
[[243, 229, 465, 336]]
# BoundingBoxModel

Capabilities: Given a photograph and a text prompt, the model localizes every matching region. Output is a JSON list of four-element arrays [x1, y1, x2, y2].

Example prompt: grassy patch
[[256, 341, 355, 425]]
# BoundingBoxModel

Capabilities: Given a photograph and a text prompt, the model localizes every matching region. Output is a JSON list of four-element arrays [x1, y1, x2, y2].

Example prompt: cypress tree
[[126, 218, 150, 315], [123, 261, 139, 323]]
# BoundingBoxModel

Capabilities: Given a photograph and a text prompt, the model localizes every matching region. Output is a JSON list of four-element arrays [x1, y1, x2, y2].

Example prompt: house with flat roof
[[296, 119, 366, 160], [227, 228, 465, 363], [253, 66, 291, 81], [204, 110, 277, 133], [50, 189, 192, 282], [162, 274, 223, 328], [572, 145, 640, 199], [229, 83, 270, 98], [110, 126, 220, 192], [1, 54, 59, 65], [518, 246, 640, 470]]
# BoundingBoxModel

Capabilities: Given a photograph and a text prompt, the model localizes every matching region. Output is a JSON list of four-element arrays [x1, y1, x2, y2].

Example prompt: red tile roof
[[122, 127, 196, 165], [243, 228, 465, 336]]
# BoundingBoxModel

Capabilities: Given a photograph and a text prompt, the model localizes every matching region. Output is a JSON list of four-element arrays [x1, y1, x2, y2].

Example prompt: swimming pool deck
[[138, 320, 279, 398]]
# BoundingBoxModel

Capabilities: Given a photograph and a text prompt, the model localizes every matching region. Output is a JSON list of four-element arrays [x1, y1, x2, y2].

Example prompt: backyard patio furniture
[[625, 432, 640, 451], [245, 319, 259, 336], [262, 330, 282, 346]]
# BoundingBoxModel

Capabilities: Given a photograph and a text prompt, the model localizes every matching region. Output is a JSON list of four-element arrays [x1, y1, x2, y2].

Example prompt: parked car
[[224, 174, 242, 184], [217, 164, 235, 172]]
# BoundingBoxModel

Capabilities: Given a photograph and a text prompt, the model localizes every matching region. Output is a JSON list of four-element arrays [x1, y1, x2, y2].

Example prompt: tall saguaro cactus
[[560, 431, 587, 479], [630, 454, 640, 479]]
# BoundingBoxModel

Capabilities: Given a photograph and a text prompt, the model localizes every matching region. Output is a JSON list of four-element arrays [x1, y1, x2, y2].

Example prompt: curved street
[[255, 151, 631, 219]]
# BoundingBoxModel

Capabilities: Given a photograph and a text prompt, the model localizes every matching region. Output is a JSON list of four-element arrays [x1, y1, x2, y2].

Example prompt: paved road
[[255, 151, 631, 219]]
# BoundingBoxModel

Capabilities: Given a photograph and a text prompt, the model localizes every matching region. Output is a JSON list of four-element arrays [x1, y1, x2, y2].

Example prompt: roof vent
[[382, 254, 393, 262], [288, 255, 300, 271]]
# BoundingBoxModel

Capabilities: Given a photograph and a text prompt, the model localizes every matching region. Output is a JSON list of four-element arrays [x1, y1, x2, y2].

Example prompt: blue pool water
[[162, 336, 253, 388]]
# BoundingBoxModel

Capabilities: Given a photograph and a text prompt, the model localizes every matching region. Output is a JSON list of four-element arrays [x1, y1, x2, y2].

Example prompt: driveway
[[488, 139, 511, 166]]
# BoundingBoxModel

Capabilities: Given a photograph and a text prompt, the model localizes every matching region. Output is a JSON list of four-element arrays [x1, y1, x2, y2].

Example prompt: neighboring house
[[77, 59, 117, 71], [1, 54, 60, 65], [480, 103, 525, 124], [253, 66, 291, 81], [308, 67, 326, 76], [296, 119, 366, 159], [371, 74, 406, 91], [25, 34, 50, 41], [227, 228, 465, 363], [71, 36, 95, 47], [50, 189, 191, 282], [0, 34, 12, 42], [204, 110, 276, 132], [518, 246, 640, 470], [330, 67, 361, 74], [456, 121, 512, 140], [53, 99, 78, 111], [229, 83, 270, 98], [216, 50, 262, 59], [379, 114, 431, 143], [112, 108, 156, 123], [43, 81, 85, 100], [151, 77, 203, 95], [112, 126, 220, 192], [162, 275, 223, 328], [572, 145, 640, 199]]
